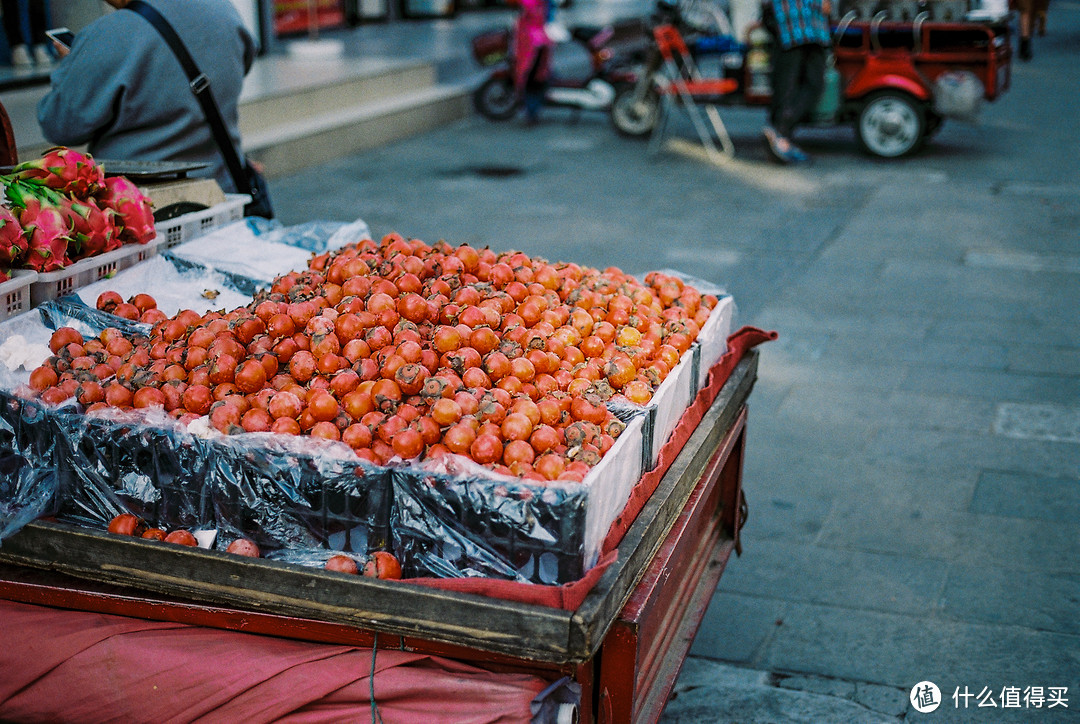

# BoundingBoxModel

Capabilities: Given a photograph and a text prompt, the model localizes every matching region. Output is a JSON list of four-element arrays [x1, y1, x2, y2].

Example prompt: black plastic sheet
[[0, 393, 641, 584], [393, 459, 590, 583], [210, 433, 390, 558], [36, 296, 152, 338], [0, 394, 61, 543], [0, 393, 392, 562], [53, 408, 214, 533]]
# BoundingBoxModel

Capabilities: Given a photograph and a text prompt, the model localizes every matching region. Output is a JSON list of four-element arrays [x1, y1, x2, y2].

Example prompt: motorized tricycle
[[611, 0, 1013, 158]]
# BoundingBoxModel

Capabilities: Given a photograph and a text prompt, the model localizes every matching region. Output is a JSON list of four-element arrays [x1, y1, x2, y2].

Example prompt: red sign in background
[[274, 0, 347, 35]]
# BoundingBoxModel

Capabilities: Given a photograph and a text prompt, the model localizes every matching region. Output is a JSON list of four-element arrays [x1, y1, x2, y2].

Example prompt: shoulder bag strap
[[124, 0, 251, 194]]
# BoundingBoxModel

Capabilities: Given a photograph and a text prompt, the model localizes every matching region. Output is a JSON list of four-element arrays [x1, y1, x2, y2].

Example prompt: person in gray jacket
[[37, 0, 256, 192]]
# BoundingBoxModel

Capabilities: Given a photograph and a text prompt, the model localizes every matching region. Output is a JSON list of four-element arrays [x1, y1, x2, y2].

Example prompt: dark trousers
[[2, 0, 49, 47], [769, 43, 827, 138], [523, 45, 550, 119]]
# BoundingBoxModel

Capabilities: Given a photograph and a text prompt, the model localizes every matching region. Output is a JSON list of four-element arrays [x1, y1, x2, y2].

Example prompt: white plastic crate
[[29, 243, 157, 307], [0, 270, 37, 321], [154, 194, 249, 251]]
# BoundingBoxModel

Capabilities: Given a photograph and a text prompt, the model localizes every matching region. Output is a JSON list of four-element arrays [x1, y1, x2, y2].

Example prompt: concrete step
[[237, 57, 439, 139], [245, 81, 473, 178]]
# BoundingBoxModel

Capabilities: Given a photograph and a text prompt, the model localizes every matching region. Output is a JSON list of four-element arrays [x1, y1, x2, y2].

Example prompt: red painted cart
[[0, 337, 766, 722], [611, 7, 1013, 158], [828, 13, 1012, 156]]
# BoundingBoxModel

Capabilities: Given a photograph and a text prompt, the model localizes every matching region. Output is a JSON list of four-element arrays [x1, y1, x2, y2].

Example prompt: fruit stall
[[0, 150, 773, 722]]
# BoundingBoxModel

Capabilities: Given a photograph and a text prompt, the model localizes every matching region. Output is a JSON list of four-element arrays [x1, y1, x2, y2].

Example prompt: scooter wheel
[[473, 77, 520, 121], [610, 85, 660, 138]]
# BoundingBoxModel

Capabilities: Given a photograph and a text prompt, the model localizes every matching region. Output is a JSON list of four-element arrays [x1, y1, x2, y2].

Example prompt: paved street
[[267, 5, 1080, 722]]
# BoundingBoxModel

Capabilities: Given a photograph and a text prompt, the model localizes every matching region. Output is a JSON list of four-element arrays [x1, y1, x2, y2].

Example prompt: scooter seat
[[570, 25, 604, 44]]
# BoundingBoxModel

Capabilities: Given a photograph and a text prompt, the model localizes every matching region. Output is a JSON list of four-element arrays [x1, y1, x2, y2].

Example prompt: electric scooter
[[471, 24, 639, 120]]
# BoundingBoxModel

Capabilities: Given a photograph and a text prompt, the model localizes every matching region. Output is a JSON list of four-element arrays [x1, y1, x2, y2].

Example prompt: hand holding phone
[[45, 27, 75, 57]]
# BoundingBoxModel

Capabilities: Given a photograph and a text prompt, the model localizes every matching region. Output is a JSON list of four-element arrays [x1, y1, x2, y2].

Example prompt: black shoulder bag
[[126, 0, 274, 219]]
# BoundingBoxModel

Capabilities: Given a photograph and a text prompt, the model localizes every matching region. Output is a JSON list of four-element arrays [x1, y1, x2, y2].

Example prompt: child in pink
[[513, 0, 553, 123]]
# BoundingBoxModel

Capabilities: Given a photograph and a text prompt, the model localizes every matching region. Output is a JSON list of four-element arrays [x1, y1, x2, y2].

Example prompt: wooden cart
[[0, 351, 758, 723]]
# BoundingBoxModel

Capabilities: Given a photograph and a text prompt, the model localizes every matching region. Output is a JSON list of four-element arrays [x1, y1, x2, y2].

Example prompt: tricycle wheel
[[610, 85, 660, 138], [473, 76, 520, 121], [855, 91, 926, 158]]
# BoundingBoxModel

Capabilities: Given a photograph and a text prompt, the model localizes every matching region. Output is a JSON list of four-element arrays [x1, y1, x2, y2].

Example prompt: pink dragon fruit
[[0, 204, 26, 267], [16, 197, 72, 272], [97, 176, 155, 245], [64, 196, 120, 260], [14, 146, 106, 197], [3, 177, 73, 271]]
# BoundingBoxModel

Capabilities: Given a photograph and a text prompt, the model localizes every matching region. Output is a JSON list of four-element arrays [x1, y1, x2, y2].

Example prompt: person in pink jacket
[[513, 0, 553, 124]]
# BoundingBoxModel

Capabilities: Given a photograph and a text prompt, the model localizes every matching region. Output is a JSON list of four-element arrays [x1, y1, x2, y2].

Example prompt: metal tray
[[0, 159, 208, 182]]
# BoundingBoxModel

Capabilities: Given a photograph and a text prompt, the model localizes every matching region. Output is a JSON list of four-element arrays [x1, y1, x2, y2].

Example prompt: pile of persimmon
[[24, 234, 717, 483], [95, 290, 169, 325]]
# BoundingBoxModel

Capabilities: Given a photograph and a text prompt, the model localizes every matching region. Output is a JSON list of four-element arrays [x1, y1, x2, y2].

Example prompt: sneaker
[[10, 45, 31, 69], [763, 126, 811, 165], [33, 45, 52, 67], [762, 126, 788, 164], [785, 144, 811, 164]]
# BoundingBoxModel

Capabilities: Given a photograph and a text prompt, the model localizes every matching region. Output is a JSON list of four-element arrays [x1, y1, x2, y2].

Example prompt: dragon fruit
[[0, 204, 25, 266], [14, 146, 106, 197], [17, 197, 72, 272], [97, 176, 155, 245], [2, 177, 73, 271], [64, 196, 120, 260]]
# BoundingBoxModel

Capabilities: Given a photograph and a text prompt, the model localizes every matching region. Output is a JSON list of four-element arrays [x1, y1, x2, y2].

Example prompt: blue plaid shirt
[[766, 0, 831, 49]]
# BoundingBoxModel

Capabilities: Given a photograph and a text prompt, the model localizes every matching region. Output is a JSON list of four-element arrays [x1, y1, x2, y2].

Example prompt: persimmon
[[164, 529, 198, 547], [392, 428, 424, 459], [25, 239, 719, 478], [430, 398, 463, 427], [226, 538, 261, 557], [443, 423, 476, 454], [470, 433, 503, 465], [132, 387, 166, 409], [107, 513, 144, 536]]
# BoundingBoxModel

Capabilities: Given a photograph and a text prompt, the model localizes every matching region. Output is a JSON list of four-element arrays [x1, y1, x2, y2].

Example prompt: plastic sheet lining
[[0, 395, 61, 542], [0, 244, 741, 586]]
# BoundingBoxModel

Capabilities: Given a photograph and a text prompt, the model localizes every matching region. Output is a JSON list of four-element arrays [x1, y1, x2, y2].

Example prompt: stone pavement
[[264, 4, 1080, 722]]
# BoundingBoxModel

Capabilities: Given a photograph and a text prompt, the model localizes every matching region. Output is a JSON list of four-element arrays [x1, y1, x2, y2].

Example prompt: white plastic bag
[[933, 70, 983, 122]]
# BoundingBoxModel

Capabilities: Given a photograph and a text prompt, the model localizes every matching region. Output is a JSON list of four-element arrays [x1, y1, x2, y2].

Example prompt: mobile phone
[[45, 27, 75, 51]]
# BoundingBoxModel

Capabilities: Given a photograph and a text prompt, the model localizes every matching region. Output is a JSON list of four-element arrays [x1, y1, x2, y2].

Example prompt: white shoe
[[10, 45, 32, 68], [33, 45, 52, 67]]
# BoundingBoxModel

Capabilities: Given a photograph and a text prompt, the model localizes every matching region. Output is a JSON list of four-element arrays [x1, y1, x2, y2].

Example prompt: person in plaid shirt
[[761, 0, 832, 163]]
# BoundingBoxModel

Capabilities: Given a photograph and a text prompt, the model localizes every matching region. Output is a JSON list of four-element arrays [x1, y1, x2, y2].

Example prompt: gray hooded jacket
[[38, 0, 256, 192]]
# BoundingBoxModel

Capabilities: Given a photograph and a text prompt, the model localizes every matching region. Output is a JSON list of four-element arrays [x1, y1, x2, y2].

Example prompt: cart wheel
[[855, 91, 926, 158], [473, 76, 520, 121], [610, 85, 660, 138]]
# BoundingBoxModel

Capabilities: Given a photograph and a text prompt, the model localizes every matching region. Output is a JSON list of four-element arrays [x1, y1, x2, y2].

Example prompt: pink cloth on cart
[[0, 598, 548, 723]]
